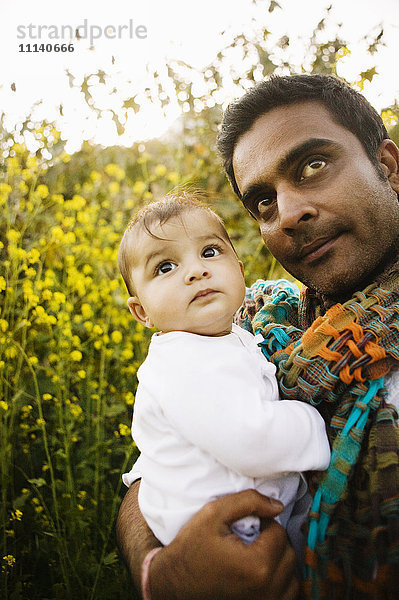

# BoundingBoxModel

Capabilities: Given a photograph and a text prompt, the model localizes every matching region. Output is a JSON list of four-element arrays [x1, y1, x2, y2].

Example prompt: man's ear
[[378, 139, 399, 193], [127, 297, 154, 328], [238, 260, 245, 277]]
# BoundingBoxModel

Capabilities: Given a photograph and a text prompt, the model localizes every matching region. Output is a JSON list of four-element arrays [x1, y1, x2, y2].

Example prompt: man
[[116, 74, 399, 599]]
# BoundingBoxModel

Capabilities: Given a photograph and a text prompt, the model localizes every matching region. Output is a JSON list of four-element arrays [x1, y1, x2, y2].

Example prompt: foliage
[[1, 3, 399, 598], [0, 127, 282, 600]]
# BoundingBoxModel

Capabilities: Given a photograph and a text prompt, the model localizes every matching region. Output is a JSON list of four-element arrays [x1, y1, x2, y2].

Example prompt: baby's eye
[[300, 158, 326, 180], [156, 261, 177, 275], [202, 246, 221, 258]]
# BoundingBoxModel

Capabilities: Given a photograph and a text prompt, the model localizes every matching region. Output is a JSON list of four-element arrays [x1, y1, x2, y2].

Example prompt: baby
[[119, 193, 330, 556]]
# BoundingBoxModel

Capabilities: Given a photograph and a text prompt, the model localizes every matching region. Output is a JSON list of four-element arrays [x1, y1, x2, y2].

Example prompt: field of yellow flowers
[[0, 124, 277, 599], [0, 138, 166, 599]]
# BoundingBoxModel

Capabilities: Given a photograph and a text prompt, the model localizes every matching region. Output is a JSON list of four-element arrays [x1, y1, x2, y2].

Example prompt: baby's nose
[[185, 263, 210, 283]]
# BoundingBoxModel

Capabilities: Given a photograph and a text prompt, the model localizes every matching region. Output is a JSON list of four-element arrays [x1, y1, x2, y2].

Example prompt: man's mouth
[[300, 233, 342, 264]]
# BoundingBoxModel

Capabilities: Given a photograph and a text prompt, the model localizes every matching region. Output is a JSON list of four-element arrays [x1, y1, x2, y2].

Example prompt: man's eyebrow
[[278, 138, 340, 174]]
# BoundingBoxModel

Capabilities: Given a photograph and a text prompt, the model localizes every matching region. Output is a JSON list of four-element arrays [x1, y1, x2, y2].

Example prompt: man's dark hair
[[217, 74, 389, 198]]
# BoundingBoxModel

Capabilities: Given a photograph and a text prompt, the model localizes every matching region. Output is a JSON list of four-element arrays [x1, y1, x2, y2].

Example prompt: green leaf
[[27, 477, 47, 487]]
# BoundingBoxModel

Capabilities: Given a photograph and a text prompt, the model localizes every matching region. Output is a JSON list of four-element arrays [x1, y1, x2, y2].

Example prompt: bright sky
[[1, 0, 399, 152]]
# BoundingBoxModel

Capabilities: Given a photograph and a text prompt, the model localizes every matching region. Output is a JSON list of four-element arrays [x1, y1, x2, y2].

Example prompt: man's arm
[[116, 481, 161, 595], [116, 483, 299, 600]]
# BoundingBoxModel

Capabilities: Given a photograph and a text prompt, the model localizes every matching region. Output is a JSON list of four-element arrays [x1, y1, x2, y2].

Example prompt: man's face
[[232, 101, 399, 299]]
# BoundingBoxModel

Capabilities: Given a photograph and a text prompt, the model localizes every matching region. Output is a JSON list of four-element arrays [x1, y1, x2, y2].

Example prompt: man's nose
[[184, 260, 210, 284], [277, 188, 318, 235]]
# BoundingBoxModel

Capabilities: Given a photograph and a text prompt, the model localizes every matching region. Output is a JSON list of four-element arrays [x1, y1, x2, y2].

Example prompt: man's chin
[[298, 268, 368, 303]]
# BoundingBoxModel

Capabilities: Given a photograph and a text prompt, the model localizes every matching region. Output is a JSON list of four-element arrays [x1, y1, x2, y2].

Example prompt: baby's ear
[[127, 297, 154, 328]]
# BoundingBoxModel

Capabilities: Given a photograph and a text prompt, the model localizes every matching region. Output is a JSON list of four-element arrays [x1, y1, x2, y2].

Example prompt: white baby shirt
[[123, 323, 331, 546]]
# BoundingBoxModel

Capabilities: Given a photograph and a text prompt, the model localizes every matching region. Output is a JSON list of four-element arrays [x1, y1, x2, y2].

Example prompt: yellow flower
[[5, 347, 17, 359], [61, 152, 71, 163], [111, 330, 122, 344], [0, 183, 12, 195], [133, 180, 146, 195], [18, 181, 29, 196], [36, 184, 49, 199], [2, 555, 16, 568], [52, 194, 64, 205], [125, 391, 135, 406], [67, 194, 86, 211], [168, 172, 179, 184], [42, 289, 52, 301], [90, 170, 101, 182], [105, 163, 125, 181], [77, 370, 86, 379], [6, 229, 21, 243], [53, 292, 66, 305], [70, 350, 82, 362], [26, 155, 37, 169], [122, 348, 134, 361], [84, 321, 93, 333], [63, 216, 76, 228], [70, 404, 82, 418], [0, 401, 8, 411], [77, 211, 90, 224], [118, 423, 131, 437], [93, 325, 103, 336], [0, 277, 6, 292], [0, 319, 8, 332], [81, 303, 93, 319], [155, 164, 167, 176], [108, 181, 120, 195]]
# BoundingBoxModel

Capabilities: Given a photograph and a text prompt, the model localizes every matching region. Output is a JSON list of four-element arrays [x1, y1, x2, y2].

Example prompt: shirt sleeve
[[122, 455, 143, 488], [150, 336, 330, 479]]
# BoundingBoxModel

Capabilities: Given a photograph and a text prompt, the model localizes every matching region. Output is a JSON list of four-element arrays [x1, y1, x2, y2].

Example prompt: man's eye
[[156, 261, 177, 275], [257, 198, 273, 213], [301, 158, 326, 179], [202, 246, 221, 258]]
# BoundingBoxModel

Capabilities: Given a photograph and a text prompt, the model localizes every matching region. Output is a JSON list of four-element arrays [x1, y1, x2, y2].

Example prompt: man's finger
[[202, 489, 284, 527]]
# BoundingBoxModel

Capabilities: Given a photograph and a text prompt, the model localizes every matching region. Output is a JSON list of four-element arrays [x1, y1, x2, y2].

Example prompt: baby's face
[[128, 210, 246, 336]]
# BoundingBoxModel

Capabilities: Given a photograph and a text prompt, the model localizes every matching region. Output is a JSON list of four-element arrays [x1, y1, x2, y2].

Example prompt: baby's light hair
[[118, 189, 233, 297]]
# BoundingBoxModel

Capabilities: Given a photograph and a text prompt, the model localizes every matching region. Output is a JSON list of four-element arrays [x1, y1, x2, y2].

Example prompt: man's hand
[[148, 489, 299, 599]]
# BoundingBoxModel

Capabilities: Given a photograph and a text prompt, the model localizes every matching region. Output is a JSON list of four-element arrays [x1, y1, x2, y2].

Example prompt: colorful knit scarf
[[236, 276, 399, 599]]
